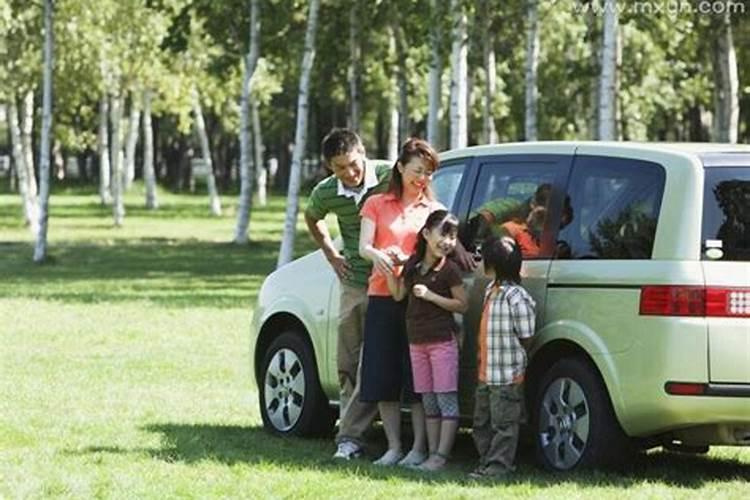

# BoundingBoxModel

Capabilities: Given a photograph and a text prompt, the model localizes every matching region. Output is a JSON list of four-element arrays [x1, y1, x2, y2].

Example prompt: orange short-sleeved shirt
[[360, 192, 443, 296], [502, 221, 542, 259]]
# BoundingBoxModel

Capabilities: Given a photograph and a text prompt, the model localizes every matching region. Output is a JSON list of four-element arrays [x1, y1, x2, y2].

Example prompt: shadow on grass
[[74, 423, 750, 488]]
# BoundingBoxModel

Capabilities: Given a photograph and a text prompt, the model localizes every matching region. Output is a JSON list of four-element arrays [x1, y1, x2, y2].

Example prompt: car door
[[457, 154, 572, 412]]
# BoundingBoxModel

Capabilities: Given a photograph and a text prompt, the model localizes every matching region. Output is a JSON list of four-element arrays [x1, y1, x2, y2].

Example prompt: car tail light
[[664, 382, 706, 396], [640, 286, 750, 317]]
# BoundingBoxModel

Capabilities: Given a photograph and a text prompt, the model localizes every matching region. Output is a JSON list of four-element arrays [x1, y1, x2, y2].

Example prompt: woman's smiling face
[[398, 158, 433, 195]]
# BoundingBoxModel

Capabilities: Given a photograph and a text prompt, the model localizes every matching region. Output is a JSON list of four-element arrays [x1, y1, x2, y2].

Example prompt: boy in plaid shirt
[[471, 235, 536, 479]]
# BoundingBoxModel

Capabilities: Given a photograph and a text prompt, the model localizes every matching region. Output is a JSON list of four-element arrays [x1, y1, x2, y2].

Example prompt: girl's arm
[[385, 273, 407, 301], [359, 217, 394, 276], [413, 283, 468, 313]]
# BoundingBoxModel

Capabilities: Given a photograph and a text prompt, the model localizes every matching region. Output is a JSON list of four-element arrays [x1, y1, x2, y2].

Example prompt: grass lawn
[[1, 185, 748, 499]]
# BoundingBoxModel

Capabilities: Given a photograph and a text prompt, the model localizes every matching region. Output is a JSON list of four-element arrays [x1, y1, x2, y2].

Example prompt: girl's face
[[398, 158, 433, 195], [423, 222, 457, 260]]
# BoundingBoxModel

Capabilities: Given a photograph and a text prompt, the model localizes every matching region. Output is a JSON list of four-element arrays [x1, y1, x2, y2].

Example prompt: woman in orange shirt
[[358, 138, 443, 467]]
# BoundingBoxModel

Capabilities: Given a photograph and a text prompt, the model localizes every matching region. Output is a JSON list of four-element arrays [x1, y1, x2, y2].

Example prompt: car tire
[[259, 331, 335, 437], [532, 357, 631, 471]]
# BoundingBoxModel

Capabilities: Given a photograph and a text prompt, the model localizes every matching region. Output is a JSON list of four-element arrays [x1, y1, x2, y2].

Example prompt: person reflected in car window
[[358, 138, 444, 467], [305, 128, 389, 461]]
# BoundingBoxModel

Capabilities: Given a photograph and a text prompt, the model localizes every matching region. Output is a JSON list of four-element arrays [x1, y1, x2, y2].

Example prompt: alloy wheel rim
[[264, 348, 305, 431], [538, 376, 590, 470]]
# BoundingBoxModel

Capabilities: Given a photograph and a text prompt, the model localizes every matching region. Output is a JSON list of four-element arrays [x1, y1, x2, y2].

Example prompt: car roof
[[439, 141, 750, 162]]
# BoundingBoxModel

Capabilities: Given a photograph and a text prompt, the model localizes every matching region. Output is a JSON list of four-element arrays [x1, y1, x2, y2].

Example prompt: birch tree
[[711, 1, 739, 143], [142, 89, 158, 209], [8, 97, 38, 232], [482, 0, 498, 144], [393, 22, 409, 142], [427, 0, 442, 146], [192, 87, 222, 216], [21, 90, 37, 199], [252, 95, 266, 207], [524, 0, 539, 141], [234, 0, 261, 244], [348, 0, 361, 132], [598, 0, 618, 141], [33, 0, 53, 263], [97, 96, 112, 204], [277, 0, 320, 268], [124, 92, 141, 189], [387, 26, 399, 161], [449, 0, 468, 149], [110, 92, 125, 226]]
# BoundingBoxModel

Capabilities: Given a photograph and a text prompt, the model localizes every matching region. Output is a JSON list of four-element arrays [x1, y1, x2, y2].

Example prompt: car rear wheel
[[259, 331, 335, 436], [533, 357, 631, 470]]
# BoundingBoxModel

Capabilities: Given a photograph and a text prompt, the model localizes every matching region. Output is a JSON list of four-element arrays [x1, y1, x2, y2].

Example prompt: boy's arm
[[304, 211, 350, 280], [511, 295, 537, 349]]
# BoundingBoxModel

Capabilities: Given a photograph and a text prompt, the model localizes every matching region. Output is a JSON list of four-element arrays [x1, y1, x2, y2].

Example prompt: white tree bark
[[427, 0, 442, 147], [97, 96, 112, 204], [482, 1, 498, 144], [387, 28, 399, 160], [712, 2, 739, 144], [449, 0, 468, 149], [348, 0, 361, 132], [110, 93, 125, 226], [21, 90, 38, 199], [252, 95, 266, 207], [234, 0, 261, 244], [8, 97, 39, 232], [124, 93, 141, 189], [524, 0, 539, 141], [585, 1, 600, 139], [598, 0, 618, 141], [142, 89, 158, 209], [393, 23, 409, 142], [191, 87, 222, 216], [33, 0, 54, 263], [277, 0, 320, 268]]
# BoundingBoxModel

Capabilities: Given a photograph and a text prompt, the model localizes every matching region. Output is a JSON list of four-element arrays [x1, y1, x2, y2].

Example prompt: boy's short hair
[[321, 128, 364, 161], [482, 235, 522, 284]]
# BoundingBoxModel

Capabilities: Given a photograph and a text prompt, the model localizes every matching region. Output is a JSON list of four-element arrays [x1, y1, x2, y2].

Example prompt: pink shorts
[[409, 338, 459, 393]]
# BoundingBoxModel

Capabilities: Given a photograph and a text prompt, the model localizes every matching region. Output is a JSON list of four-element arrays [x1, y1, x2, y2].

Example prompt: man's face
[[328, 148, 366, 188]]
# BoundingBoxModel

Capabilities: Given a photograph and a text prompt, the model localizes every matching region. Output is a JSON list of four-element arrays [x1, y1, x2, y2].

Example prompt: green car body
[[252, 142, 750, 470]]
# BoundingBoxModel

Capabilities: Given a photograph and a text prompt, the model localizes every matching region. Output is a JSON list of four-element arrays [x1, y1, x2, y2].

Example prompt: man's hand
[[326, 252, 351, 281]]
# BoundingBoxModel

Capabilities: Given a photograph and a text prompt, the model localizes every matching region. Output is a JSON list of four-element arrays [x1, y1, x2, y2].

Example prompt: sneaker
[[397, 449, 427, 467], [333, 441, 363, 460], [373, 448, 403, 466]]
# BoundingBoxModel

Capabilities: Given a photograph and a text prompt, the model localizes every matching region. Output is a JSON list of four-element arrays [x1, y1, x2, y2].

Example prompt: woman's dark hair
[[403, 210, 459, 281], [482, 235, 522, 284], [321, 128, 364, 161], [388, 137, 439, 200]]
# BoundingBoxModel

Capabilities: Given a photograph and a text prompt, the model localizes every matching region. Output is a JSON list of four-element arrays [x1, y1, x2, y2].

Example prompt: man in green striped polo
[[305, 129, 390, 459]]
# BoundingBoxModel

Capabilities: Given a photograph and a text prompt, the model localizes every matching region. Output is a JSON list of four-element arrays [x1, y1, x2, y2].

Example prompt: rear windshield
[[702, 167, 750, 261]]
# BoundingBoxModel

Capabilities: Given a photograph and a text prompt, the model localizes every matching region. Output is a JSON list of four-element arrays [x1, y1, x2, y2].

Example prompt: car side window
[[432, 162, 466, 212], [466, 163, 560, 260], [557, 156, 665, 260]]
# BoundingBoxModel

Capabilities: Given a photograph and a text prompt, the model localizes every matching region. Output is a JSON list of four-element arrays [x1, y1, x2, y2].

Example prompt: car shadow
[[71, 422, 749, 488]]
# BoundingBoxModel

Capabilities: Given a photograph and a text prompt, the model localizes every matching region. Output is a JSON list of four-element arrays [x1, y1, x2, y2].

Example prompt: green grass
[[1, 185, 749, 498]]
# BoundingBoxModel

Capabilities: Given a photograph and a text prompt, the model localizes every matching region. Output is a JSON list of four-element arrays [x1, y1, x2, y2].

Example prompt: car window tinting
[[557, 156, 665, 260], [702, 167, 750, 262], [432, 163, 465, 212]]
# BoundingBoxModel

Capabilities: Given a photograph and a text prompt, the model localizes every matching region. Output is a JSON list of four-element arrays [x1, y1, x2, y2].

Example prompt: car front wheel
[[533, 357, 631, 470], [259, 331, 335, 436]]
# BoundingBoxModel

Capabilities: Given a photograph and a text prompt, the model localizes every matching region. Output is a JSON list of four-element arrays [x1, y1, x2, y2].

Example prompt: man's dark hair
[[321, 128, 364, 161], [482, 235, 522, 284]]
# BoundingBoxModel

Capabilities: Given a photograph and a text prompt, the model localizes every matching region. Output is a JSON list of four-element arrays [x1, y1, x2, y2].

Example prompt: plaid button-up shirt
[[479, 281, 537, 385]]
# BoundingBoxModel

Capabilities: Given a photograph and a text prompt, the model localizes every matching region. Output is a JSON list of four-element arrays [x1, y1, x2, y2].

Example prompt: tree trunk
[[524, 0, 539, 141], [598, 0, 618, 141], [427, 0, 442, 147], [110, 92, 125, 226], [449, 0, 468, 149], [277, 0, 320, 268], [711, 1, 739, 143], [252, 94, 266, 207], [348, 0, 361, 132], [387, 28, 399, 160], [21, 90, 38, 199], [124, 92, 141, 189], [33, 0, 53, 263], [98, 96, 112, 204], [142, 89, 158, 209], [191, 87, 222, 216], [585, 0, 600, 139], [8, 96, 39, 232], [234, 0, 261, 244], [482, 0, 498, 144], [393, 23, 409, 142]]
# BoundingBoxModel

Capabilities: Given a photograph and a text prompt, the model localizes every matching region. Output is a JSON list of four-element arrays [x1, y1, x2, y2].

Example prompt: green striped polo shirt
[[305, 160, 392, 288]]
